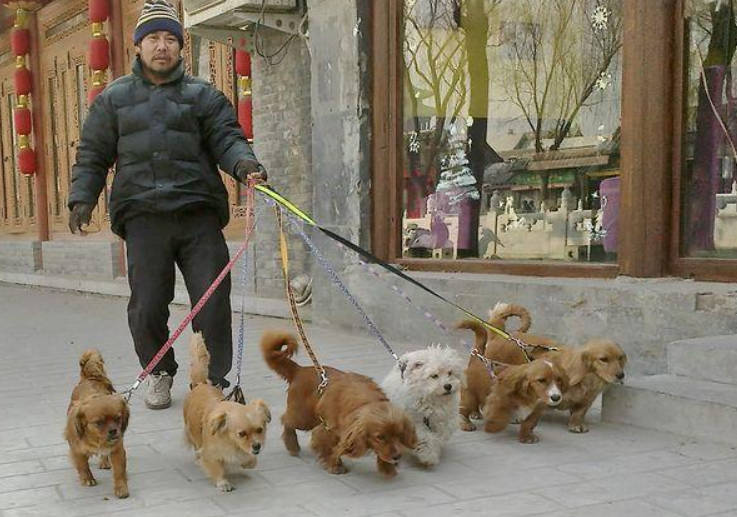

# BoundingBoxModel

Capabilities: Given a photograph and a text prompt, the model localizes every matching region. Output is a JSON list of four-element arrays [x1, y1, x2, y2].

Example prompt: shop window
[[682, 0, 737, 258], [401, 0, 622, 262]]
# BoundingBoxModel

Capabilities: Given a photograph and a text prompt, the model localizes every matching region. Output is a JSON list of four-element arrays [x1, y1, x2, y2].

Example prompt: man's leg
[[175, 209, 233, 387], [125, 214, 178, 393]]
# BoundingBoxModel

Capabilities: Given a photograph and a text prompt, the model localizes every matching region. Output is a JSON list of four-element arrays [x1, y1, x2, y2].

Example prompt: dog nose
[[392, 454, 402, 462], [252, 442, 261, 454], [444, 383, 452, 392], [550, 393, 561, 402], [616, 372, 625, 380]]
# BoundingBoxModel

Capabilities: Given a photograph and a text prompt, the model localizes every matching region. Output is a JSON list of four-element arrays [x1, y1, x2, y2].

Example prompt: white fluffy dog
[[381, 346, 465, 466]]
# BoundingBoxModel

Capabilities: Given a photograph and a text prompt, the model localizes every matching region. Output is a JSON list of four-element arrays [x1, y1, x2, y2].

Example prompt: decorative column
[[10, 7, 35, 176], [87, 0, 110, 103], [235, 49, 253, 141]]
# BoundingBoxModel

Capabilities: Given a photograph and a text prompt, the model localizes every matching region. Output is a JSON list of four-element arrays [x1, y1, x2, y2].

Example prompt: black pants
[[124, 208, 232, 387]]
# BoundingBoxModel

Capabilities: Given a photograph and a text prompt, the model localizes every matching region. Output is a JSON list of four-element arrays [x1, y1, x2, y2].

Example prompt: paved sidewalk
[[2, 283, 737, 517]]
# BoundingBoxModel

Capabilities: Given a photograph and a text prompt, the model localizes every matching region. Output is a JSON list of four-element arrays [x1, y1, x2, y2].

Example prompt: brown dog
[[64, 349, 129, 498], [456, 303, 560, 431], [183, 333, 271, 492], [482, 358, 569, 443], [261, 330, 417, 477], [536, 339, 627, 433]]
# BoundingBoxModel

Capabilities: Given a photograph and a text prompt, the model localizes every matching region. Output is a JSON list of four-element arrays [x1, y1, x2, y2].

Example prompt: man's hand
[[68, 203, 94, 234], [234, 160, 267, 185]]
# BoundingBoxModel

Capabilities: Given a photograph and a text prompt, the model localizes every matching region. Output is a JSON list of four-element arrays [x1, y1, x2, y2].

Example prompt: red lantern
[[18, 147, 35, 175], [238, 97, 253, 140], [14, 66, 31, 95], [11, 28, 29, 56], [88, 0, 109, 23], [88, 83, 106, 104], [235, 50, 251, 77], [13, 107, 31, 135], [88, 37, 110, 71]]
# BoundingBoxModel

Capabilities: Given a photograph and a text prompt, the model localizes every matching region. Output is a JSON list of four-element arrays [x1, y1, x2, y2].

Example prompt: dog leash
[[225, 186, 257, 405], [276, 204, 401, 366], [276, 205, 329, 393], [253, 185, 557, 359], [123, 184, 260, 402]]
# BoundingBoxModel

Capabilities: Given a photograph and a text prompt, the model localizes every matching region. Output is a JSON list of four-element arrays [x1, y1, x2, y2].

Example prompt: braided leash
[[276, 206, 328, 393]]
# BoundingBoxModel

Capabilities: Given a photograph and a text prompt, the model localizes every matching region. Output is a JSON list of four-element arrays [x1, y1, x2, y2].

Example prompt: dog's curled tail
[[488, 302, 531, 333], [260, 330, 299, 383], [79, 349, 107, 380], [455, 319, 489, 353], [189, 332, 210, 387]]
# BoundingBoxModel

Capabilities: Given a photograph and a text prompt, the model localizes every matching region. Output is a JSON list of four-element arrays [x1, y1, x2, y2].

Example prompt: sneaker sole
[[145, 400, 172, 410]]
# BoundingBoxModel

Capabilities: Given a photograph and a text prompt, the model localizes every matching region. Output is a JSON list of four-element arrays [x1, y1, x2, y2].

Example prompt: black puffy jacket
[[68, 57, 256, 237]]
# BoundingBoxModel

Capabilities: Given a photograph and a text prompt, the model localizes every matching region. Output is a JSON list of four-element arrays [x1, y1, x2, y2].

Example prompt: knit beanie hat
[[134, 0, 183, 47]]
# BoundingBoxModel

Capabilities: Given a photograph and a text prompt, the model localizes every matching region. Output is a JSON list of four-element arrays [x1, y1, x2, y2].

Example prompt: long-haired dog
[[456, 303, 559, 431], [483, 358, 568, 443], [261, 330, 417, 477], [536, 339, 627, 433], [183, 333, 271, 492], [64, 349, 129, 498], [381, 346, 465, 467]]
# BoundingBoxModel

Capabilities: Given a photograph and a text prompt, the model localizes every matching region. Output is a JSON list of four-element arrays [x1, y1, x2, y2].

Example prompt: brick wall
[[250, 28, 313, 299]]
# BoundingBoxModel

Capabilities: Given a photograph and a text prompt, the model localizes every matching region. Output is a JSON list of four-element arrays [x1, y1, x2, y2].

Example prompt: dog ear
[[400, 416, 418, 450], [337, 414, 368, 458], [568, 350, 590, 385], [73, 406, 86, 439], [252, 399, 271, 424], [119, 399, 130, 433], [516, 370, 531, 395], [208, 410, 228, 435]]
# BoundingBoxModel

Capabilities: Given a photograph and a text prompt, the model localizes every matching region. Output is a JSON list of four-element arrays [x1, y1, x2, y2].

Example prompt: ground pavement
[[1, 283, 737, 517]]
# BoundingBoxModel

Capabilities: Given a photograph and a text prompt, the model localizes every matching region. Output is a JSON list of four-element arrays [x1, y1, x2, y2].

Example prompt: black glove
[[234, 160, 267, 184], [68, 203, 94, 234]]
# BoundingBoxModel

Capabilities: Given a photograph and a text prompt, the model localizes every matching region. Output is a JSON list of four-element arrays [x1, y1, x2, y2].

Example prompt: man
[[68, 0, 265, 410]]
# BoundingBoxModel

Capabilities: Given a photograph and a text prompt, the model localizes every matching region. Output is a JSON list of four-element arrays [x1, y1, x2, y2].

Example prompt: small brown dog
[[536, 339, 627, 433], [183, 333, 271, 492], [482, 358, 568, 443], [261, 330, 417, 477], [456, 303, 560, 431], [64, 349, 129, 498]]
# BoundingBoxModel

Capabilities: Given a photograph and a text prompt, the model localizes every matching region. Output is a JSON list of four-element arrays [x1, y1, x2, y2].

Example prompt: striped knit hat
[[134, 0, 183, 47]]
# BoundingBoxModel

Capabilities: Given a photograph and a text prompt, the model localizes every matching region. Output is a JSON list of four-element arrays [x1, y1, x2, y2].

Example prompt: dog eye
[[447, 371, 453, 376], [96, 421, 105, 427], [537, 378, 547, 383], [256, 427, 263, 434], [599, 357, 609, 363], [431, 374, 439, 379], [238, 431, 248, 438], [376, 434, 385, 442]]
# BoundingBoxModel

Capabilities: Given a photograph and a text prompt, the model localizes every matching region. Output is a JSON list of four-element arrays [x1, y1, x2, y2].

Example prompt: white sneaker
[[145, 372, 173, 409]]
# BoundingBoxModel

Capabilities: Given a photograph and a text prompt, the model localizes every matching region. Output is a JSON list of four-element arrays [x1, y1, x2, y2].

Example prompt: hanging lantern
[[13, 106, 31, 135], [14, 61, 31, 95], [10, 28, 29, 56], [18, 147, 36, 175], [88, 0, 109, 23], [88, 36, 110, 71], [235, 50, 253, 141]]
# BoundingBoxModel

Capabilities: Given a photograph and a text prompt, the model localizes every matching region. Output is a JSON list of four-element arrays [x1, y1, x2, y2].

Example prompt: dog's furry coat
[[381, 346, 464, 466], [64, 349, 129, 498], [261, 330, 417, 477]]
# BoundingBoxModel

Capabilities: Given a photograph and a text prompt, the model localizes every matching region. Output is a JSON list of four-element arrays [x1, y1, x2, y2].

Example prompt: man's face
[[136, 30, 180, 78]]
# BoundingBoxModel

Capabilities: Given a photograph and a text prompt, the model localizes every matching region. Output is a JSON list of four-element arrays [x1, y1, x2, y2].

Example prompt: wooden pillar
[[619, 0, 676, 276], [27, 7, 48, 241]]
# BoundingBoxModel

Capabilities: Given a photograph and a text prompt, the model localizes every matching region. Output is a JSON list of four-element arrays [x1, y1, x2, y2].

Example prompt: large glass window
[[401, 0, 622, 262], [683, 0, 737, 259]]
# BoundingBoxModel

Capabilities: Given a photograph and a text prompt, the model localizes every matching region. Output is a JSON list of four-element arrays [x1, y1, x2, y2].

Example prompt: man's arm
[[68, 92, 118, 210], [201, 88, 262, 181]]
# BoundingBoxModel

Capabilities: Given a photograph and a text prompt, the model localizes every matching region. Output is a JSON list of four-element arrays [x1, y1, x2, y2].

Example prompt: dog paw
[[98, 456, 111, 470], [519, 434, 540, 444], [459, 420, 476, 432], [568, 423, 589, 434], [469, 411, 482, 420], [80, 476, 97, 487], [329, 464, 348, 475], [216, 480, 234, 492], [114, 484, 129, 499]]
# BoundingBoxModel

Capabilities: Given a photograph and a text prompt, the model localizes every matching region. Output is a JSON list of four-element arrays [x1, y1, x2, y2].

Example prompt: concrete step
[[602, 374, 737, 446], [668, 335, 737, 385]]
